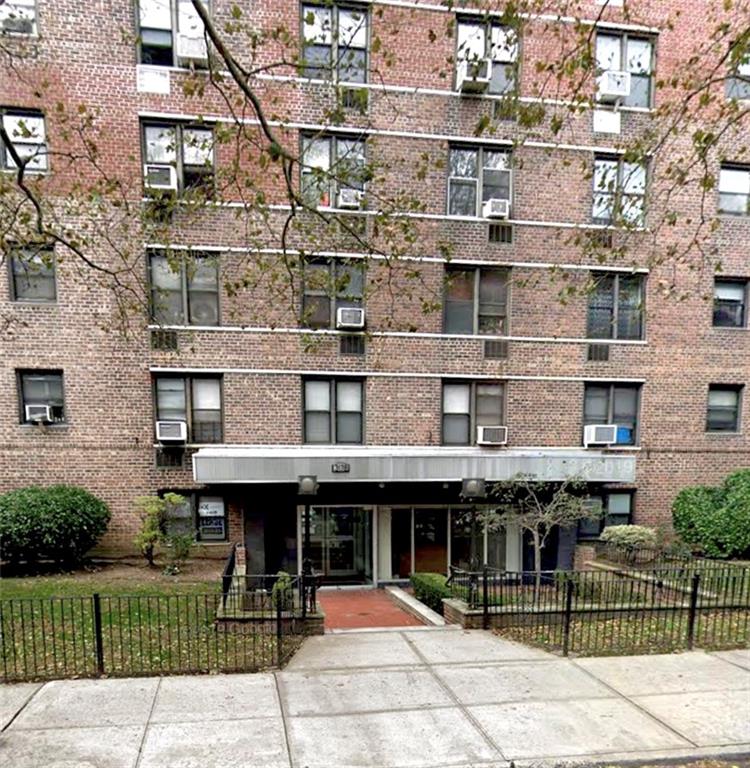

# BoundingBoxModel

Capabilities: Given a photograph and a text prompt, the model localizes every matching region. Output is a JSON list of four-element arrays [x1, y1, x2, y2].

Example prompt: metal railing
[[447, 564, 750, 656], [0, 577, 319, 683], [595, 541, 746, 570]]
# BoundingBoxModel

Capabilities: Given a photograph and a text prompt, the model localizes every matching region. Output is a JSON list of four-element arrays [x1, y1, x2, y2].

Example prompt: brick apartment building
[[1, 0, 748, 583]]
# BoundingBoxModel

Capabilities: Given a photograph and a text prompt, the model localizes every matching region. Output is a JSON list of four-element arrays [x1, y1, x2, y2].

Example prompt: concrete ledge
[[385, 586, 445, 626]]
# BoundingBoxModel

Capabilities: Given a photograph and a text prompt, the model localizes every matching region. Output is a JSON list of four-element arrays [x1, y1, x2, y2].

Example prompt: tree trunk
[[532, 529, 542, 602]]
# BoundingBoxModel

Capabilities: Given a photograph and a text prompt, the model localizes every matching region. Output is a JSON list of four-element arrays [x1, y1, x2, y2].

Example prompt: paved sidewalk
[[1, 628, 748, 767]]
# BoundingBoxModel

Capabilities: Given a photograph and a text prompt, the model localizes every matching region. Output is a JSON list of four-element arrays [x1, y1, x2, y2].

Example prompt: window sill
[[20, 423, 69, 430], [11, 299, 58, 306], [705, 431, 743, 437], [710, 325, 748, 331]]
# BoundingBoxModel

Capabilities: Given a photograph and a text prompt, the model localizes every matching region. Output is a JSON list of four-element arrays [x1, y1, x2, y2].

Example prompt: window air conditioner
[[482, 198, 510, 219], [177, 34, 208, 64], [25, 404, 52, 423], [156, 420, 188, 443], [457, 58, 492, 93], [337, 188, 364, 209], [477, 425, 508, 446], [1, 15, 34, 34], [597, 70, 631, 102], [144, 164, 178, 191], [336, 307, 365, 329], [583, 423, 618, 447]]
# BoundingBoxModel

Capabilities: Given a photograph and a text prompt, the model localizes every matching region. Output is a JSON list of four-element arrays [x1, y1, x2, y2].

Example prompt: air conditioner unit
[[143, 164, 178, 191], [177, 34, 208, 64], [477, 425, 508, 446], [457, 58, 492, 93], [336, 307, 365, 329], [583, 423, 618, 447], [156, 420, 188, 444], [2, 15, 34, 34], [597, 70, 631, 102], [482, 198, 510, 219], [337, 188, 364, 209], [25, 404, 52, 423]]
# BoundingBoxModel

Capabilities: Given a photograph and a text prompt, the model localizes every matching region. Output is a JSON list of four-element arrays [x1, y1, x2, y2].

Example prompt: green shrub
[[272, 571, 293, 610], [0, 485, 110, 565], [600, 525, 657, 549], [410, 572, 450, 614], [673, 470, 750, 559], [163, 533, 194, 575], [133, 493, 185, 567]]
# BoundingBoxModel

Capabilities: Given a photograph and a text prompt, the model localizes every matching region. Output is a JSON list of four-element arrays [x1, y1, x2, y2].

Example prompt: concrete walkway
[[1, 628, 748, 767]]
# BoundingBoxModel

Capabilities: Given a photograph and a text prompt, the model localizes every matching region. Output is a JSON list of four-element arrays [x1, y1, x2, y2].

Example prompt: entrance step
[[318, 588, 426, 631]]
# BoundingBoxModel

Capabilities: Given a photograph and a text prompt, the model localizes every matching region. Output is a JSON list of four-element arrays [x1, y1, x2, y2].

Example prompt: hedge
[[0, 485, 111, 565], [672, 469, 750, 559], [599, 525, 657, 549], [410, 572, 450, 615]]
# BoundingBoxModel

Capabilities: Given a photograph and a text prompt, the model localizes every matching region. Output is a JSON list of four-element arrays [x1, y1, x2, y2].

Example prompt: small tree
[[133, 493, 186, 567], [470, 474, 599, 593]]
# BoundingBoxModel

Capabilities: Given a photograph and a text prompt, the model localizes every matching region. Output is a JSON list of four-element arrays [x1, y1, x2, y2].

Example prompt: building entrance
[[308, 507, 373, 583]]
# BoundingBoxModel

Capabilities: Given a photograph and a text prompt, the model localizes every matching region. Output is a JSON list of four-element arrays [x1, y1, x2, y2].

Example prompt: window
[[9, 246, 55, 302], [595, 32, 654, 108], [138, 0, 208, 67], [727, 45, 750, 100], [587, 272, 644, 340], [0, 0, 37, 35], [142, 122, 215, 194], [592, 156, 646, 226], [301, 3, 368, 83], [713, 279, 747, 328], [300, 134, 366, 208], [18, 370, 65, 423], [154, 376, 223, 442], [442, 381, 503, 445], [448, 146, 511, 217], [161, 493, 227, 541], [302, 258, 364, 328], [718, 166, 750, 215], [149, 250, 219, 325], [303, 378, 363, 444], [583, 383, 640, 445], [578, 492, 633, 538], [1, 111, 47, 172], [456, 19, 518, 95], [706, 385, 742, 432], [444, 267, 508, 334]]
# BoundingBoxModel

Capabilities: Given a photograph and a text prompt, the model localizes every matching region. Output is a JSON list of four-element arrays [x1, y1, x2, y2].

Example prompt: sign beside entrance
[[331, 462, 351, 473]]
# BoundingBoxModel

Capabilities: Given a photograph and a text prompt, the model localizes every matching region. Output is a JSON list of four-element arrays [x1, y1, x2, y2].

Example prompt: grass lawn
[[0, 561, 301, 682]]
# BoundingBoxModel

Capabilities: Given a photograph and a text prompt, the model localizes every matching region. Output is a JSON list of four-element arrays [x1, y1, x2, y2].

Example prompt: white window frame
[[447, 146, 512, 218]]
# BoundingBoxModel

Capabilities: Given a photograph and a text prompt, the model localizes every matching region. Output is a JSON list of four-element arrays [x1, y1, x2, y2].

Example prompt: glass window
[[726, 43, 750, 100], [596, 33, 653, 108], [138, 0, 208, 66], [448, 147, 511, 217], [302, 258, 365, 328], [719, 166, 750, 215], [149, 251, 219, 326], [706, 386, 742, 432], [578, 494, 633, 538], [457, 20, 517, 95], [304, 379, 363, 443], [301, 134, 366, 208], [301, 3, 368, 83], [142, 122, 215, 195], [587, 272, 644, 340], [444, 267, 508, 334], [442, 381, 503, 445], [713, 280, 747, 327], [19, 370, 65, 423], [593, 156, 646, 226], [1, 111, 47, 172], [0, 0, 38, 35], [10, 247, 56, 302], [155, 376, 222, 442], [583, 383, 640, 445]]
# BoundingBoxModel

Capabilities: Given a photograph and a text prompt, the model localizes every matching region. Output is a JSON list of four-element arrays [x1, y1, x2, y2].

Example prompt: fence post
[[92, 593, 105, 676], [301, 573, 307, 621], [482, 567, 489, 630], [276, 596, 283, 666], [562, 578, 574, 657], [687, 572, 701, 650]]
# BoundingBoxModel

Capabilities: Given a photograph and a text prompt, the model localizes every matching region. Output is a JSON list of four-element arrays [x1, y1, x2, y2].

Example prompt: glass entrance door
[[307, 507, 372, 582]]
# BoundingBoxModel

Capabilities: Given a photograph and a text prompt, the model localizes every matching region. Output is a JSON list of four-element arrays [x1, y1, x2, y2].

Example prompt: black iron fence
[[595, 541, 747, 571], [0, 578, 315, 683], [447, 563, 750, 656], [222, 573, 318, 618]]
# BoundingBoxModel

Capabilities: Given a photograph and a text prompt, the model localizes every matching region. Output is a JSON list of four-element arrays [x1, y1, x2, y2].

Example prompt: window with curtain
[[706, 386, 742, 432], [713, 280, 747, 327], [154, 376, 223, 442], [583, 383, 640, 445], [442, 381, 503, 445], [444, 267, 508, 334], [303, 378, 363, 443], [448, 146, 511, 217], [19, 370, 65, 423]]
